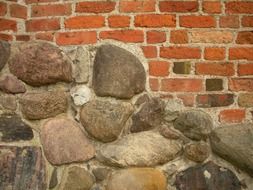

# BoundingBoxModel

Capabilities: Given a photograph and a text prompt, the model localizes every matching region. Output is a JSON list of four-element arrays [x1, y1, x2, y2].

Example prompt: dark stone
[[0, 146, 47, 190], [49, 168, 58, 189], [184, 142, 210, 163], [134, 94, 150, 107], [173, 62, 191, 74], [0, 75, 26, 94], [131, 98, 165, 133], [196, 94, 234, 108], [0, 40, 10, 71], [0, 114, 33, 142], [175, 161, 241, 190], [92, 167, 111, 181], [9, 41, 72, 86], [93, 44, 146, 99], [210, 124, 253, 177], [159, 125, 180, 140], [206, 79, 223, 91]]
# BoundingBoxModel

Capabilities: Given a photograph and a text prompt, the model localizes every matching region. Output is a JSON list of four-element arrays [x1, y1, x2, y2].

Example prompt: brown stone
[[173, 62, 191, 74], [49, 168, 58, 189], [206, 79, 223, 91], [0, 40, 10, 71], [0, 75, 26, 94], [19, 91, 67, 120], [40, 118, 95, 165], [184, 142, 210, 162], [0, 95, 17, 111], [106, 168, 167, 190], [236, 31, 253, 44], [92, 167, 111, 181], [9, 41, 72, 86], [238, 93, 253, 107], [159, 125, 180, 140]]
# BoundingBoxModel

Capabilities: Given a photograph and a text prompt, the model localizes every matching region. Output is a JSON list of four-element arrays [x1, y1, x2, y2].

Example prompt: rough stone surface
[[131, 98, 165, 133], [93, 44, 146, 99], [0, 75, 26, 94], [210, 124, 253, 176], [40, 118, 95, 165], [80, 99, 133, 142], [0, 114, 33, 142], [0, 40, 10, 71], [49, 168, 58, 189], [9, 41, 72, 86], [92, 167, 111, 181], [60, 166, 95, 190], [159, 125, 181, 140], [97, 131, 182, 167], [0, 95, 17, 111], [134, 94, 150, 107], [106, 168, 167, 190], [184, 142, 210, 162], [174, 110, 213, 140], [70, 85, 91, 106], [0, 146, 47, 190], [19, 91, 67, 120], [175, 161, 241, 190], [164, 99, 184, 122]]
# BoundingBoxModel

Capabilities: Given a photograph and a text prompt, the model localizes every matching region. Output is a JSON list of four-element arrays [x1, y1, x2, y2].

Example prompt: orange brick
[[160, 47, 201, 59], [141, 46, 157, 58], [238, 63, 253, 76], [65, 16, 105, 29], [149, 78, 159, 91], [147, 31, 166, 44], [170, 30, 188, 44], [229, 48, 253, 60], [120, 0, 155, 13], [0, 2, 7, 16], [180, 16, 216, 28], [161, 79, 203, 92], [242, 16, 253, 27], [219, 109, 245, 123], [196, 62, 235, 76], [16, 35, 30, 41], [159, 1, 198, 12], [229, 78, 253, 91], [32, 4, 71, 17], [35, 32, 54, 41], [25, 0, 58, 3], [190, 31, 233, 44], [56, 31, 97, 45], [236, 31, 253, 44], [220, 16, 239, 28], [226, 2, 253, 14], [0, 33, 13, 41], [149, 61, 170, 77], [10, 4, 27, 19], [76, 1, 116, 13], [0, 18, 17, 32], [204, 47, 225, 60], [203, 1, 221, 14], [100, 30, 144, 43], [177, 94, 195, 107], [108, 15, 130, 28], [135, 14, 176, 27], [26, 19, 60, 32]]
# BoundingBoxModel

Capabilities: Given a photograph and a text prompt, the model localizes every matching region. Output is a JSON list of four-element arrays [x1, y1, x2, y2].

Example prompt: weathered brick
[[76, 1, 116, 13], [190, 31, 233, 44], [56, 31, 97, 45], [229, 48, 253, 60], [134, 14, 176, 27], [65, 16, 105, 29], [196, 62, 234, 76], [149, 78, 159, 91], [0, 33, 13, 41], [159, 1, 198, 12], [161, 79, 203, 92], [26, 19, 60, 32], [108, 15, 130, 28], [0, 2, 7, 16], [226, 2, 253, 14], [119, 0, 155, 13], [99, 30, 144, 43], [219, 16, 239, 28], [35, 32, 54, 41], [160, 47, 201, 59], [203, 1, 221, 14], [229, 78, 253, 92], [0, 19, 17, 32], [10, 4, 27, 19], [32, 4, 71, 17], [16, 35, 30, 41], [219, 109, 246, 123], [206, 79, 223, 91], [149, 61, 170, 77], [147, 31, 166, 44], [180, 16, 216, 28], [236, 31, 253, 44], [242, 16, 253, 27], [173, 62, 191, 74], [238, 93, 253, 107], [170, 30, 188, 44], [177, 94, 195, 107], [25, 0, 58, 4], [238, 63, 253, 76], [204, 47, 225, 60], [197, 94, 234, 108], [141, 46, 157, 58]]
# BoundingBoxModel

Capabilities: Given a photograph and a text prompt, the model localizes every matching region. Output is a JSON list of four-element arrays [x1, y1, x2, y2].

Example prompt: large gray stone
[[9, 41, 72, 86], [210, 124, 253, 177], [0, 40, 10, 71], [93, 44, 146, 99], [174, 110, 213, 140], [97, 131, 182, 167], [80, 99, 133, 142]]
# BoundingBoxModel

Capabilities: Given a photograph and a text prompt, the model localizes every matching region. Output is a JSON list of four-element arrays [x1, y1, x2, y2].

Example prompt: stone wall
[[0, 40, 253, 190]]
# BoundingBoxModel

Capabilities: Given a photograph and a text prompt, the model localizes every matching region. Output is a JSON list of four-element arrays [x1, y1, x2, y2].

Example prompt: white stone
[[70, 85, 91, 106]]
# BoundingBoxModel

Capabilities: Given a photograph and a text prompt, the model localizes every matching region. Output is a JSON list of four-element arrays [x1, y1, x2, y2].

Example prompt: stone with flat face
[[93, 44, 146, 99], [0, 40, 10, 71], [0, 75, 26, 94]]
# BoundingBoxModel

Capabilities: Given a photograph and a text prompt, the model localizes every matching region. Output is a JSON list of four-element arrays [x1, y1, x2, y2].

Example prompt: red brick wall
[[1, 0, 253, 124]]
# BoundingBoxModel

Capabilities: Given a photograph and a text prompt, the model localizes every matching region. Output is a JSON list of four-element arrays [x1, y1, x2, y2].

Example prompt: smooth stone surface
[[184, 142, 210, 162], [0, 114, 33, 142], [92, 167, 111, 181], [19, 91, 67, 120], [210, 124, 253, 177], [49, 168, 58, 189], [80, 99, 133, 142], [93, 44, 146, 99], [40, 118, 95, 165], [0, 75, 26, 94], [70, 85, 91, 106], [0, 95, 17, 111], [131, 98, 165, 133], [9, 41, 72, 86], [174, 110, 213, 140], [60, 166, 95, 190], [97, 131, 182, 167], [106, 168, 167, 190], [0, 146, 47, 190], [175, 161, 241, 190], [159, 125, 181, 140], [0, 40, 10, 71]]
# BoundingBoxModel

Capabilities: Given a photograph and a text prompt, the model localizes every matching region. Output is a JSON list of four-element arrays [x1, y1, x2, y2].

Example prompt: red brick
[[119, 0, 155, 13], [204, 47, 225, 60], [177, 94, 195, 107], [160, 47, 201, 59], [226, 2, 253, 14], [180, 16, 216, 28], [25, 0, 58, 4], [196, 62, 234, 76], [236, 31, 253, 44], [190, 31, 233, 44], [0, 19, 17, 32], [238, 63, 253, 76], [159, 1, 198, 12], [197, 94, 234, 107], [26, 19, 60, 32], [65, 16, 105, 29], [149, 61, 170, 77], [76, 1, 116, 13], [149, 78, 159, 91], [0, 2, 7, 16], [203, 1, 221, 14], [108, 15, 130, 28], [170, 30, 188, 44], [35, 32, 54, 41], [16, 35, 30, 41], [10, 4, 27, 19], [219, 109, 245, 123], [100, 30, 144, 43], [161, 79, 203, 92], [147, 31, 166, 44], [219, 16, 239, 28], [0, 33, 13, 41], [229, 48, 253, 60], [141, 46, 157, 58], [242, 16, 253, 27], [56, 31, 97, 45], [135, 14, 176, 27], [32, 4, 71, 17], [229, 78, 253, 92]]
